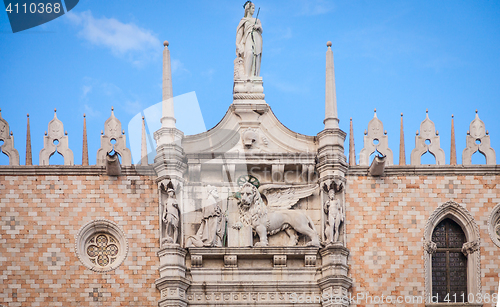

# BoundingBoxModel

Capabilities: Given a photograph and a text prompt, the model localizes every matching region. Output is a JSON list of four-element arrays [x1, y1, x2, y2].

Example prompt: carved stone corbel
[[462, 239, 480, 256]]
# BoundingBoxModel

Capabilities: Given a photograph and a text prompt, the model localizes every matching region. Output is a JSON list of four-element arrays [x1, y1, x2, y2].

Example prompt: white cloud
[[201, 68, 216, 80], [171, 59, 190, 75], [82, 85, 92, 98], [124, 100, 143, 115], [295, 0, 334, 16], [67, 10, 161, 66], [83, 103, 100, 117]]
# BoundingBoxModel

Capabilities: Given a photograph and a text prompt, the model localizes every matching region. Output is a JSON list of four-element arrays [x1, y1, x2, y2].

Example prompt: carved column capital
[[423, 240, 437, 254], [462, 239, 480, 256]]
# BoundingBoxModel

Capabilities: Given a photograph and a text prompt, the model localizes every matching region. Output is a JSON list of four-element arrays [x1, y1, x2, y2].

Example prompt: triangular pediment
[[182, 103, 317, 156]]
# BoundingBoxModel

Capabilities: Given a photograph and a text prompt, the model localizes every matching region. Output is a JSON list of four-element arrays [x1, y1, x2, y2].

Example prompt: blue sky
[[1, 0, 499, 166]]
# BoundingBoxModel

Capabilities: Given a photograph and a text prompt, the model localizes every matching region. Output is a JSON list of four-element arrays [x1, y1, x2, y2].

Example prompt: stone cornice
[[188, 246, 319, 256], [347, 165, 500, 176], [0, 165, 156, 176]]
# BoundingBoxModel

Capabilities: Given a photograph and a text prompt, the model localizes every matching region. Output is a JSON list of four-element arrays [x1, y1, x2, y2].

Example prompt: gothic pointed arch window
[[431, 218, 467, 302], [423, 201, 481, 305]]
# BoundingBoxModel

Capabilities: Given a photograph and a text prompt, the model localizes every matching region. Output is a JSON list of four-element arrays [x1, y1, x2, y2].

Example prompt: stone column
[[154, 40, 189, 307], [155, 246, 191, 307], [318, 245, 352, 307], [317, 41, 351, 306]]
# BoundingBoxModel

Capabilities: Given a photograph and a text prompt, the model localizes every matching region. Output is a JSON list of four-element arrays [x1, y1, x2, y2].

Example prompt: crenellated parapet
[[96, 107, 132, 166], [359, 109, 393, 166], [410, 109, 446, 165], [0, 108, 20, 165], [463, 110, 496, 165], [39, 109, 74, 166]]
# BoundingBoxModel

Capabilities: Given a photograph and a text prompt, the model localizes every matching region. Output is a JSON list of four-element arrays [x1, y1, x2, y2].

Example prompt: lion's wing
[[259, 184, 318, 210]]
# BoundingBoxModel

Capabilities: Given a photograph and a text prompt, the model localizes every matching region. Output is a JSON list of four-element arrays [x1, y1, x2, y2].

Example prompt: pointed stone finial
[[399, 113, 405, 165], [141, 116, 148, 166], [26, 114, 32, 165], [82, 114, 89, 166], [450, 114, 457, 165], [324, 40, 339, 129], [161, 39, 176, 129], [349, 118, 356, 166]]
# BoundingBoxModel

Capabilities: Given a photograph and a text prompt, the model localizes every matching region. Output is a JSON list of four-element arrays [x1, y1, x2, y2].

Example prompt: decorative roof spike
[[399, 113, 405, 165], [26, 114, 32, 165], [82, 114, 89, 166], [450, 114, 457, 165], [324, 41, 339, 129], [141, 116, 148, 166], [349, 117, 356, 166]]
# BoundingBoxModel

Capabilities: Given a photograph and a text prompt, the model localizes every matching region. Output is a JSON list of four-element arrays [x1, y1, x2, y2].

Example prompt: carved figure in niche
[[323, 181, 344, 244], [161, 182, 179, 246], [186, 186, 226, 247], [235, 1, 262, 79], [235, 179, 320, 247]]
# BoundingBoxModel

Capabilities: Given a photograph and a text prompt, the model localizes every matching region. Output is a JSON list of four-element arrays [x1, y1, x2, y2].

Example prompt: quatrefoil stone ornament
[[86, 234, 119, 267]]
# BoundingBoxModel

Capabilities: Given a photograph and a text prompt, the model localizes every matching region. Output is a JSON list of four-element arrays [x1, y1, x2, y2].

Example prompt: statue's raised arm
[[235, 1, 262, 79]]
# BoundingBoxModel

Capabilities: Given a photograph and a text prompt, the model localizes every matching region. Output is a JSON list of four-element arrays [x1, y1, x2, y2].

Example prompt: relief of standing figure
[[186, 185, 226, 247], [235, 1, 262, 79], [161, 182, 179, 246], [323, 181, 344, 244]]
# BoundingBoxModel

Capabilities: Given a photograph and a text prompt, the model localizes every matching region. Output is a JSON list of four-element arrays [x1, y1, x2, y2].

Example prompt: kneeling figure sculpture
[[236, 182, 320, 247]]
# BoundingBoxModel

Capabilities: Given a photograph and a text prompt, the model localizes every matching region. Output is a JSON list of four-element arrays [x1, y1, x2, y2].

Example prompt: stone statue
[[161, 182, 179, 246], [235, 1, 262, 79], [236, 182, 320, 247], [186, 186, 226, 247], [323, 181, 344, 244]]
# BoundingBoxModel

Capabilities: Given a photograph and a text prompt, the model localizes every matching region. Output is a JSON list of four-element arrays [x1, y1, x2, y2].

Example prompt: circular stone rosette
[[75, 219, 128, 272], [488, 204, 500, 248]]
